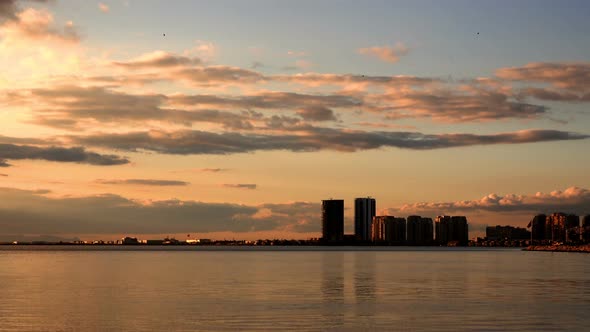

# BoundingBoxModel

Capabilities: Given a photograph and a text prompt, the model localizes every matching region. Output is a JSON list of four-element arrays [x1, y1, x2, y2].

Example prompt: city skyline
[[1, 0, 590, 241]]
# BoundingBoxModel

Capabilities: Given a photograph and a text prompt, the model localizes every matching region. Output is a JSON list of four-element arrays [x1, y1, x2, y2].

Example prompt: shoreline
[[525, 244, 590, 253]]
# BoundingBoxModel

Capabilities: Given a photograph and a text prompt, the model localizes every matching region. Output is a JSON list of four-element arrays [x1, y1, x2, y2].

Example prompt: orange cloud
[[0, 8, 79, 43], [98, 3, 109, 13], [358, 42, 409, 63]]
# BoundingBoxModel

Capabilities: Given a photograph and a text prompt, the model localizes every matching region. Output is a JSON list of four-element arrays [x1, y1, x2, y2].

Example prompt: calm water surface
[[0, 246, 588, 331]]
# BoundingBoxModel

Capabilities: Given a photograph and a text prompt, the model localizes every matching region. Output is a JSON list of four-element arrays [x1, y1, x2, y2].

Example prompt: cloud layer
[[70, 128, 588, 155], [0, 187, 318, 235], [388, 187, 590, 216], [0, 143, 129, 166], [96, 179, 189, 186]]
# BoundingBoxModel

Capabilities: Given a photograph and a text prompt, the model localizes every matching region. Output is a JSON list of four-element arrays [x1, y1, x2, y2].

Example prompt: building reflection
[[354, 251, 376, 323], [321, 252, 345, 329]]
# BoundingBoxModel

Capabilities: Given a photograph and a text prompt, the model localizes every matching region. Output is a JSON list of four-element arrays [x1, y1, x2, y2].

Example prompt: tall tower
[[322, 199, 344, 242], [355, 197, 376, 241]]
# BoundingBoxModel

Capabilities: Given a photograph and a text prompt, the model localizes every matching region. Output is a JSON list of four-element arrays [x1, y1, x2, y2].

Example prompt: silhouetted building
[[322, 199, 344, 242], [541, 213, 581, 243], [435, 215, 468, 246], [407, 216, 433, 245], [529, 214, 547, 242], [435, 215, 451, 245], [355, 197, 376, 241], [486, 225, 530, 241], [566, 214, 580, 242], [372, 216, 405, 244], [120, 237, 139, 245], [583, 215, 590, 242]]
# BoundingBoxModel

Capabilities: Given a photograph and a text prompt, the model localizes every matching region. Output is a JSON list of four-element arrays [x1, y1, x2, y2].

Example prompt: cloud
[[0, 7, 80, 42], [25, 85, 359, 130], [171, 168, 229, 173], [0, 0, 50, 21], [496, 62, 590, 92], [96, 179, 189, 186], [358, 43, 409, 63], [287, 50, 306, 57], [518, 87, 590, 102], [496, 62, 590, 103], [386, 187, 590, 216], [273, 73, 436, 88], [29, 85, 259, 130], [199, 168, 228, 172], [191, 40, 217, 59], [223, 183, 257, 190], [98, 2, 109, 13], [0, 188, 320, 235], [170, 91, 361, 110], [0, 143, 129, 166], [70, 128, 589, 155], [172, 66, 265, 86], [372, 88, 548, 123], [113, 51, 202, 69], [296, 106, 337, 121]]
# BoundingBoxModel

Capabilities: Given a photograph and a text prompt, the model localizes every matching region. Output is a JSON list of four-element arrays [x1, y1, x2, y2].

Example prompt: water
[[0, 246, 589, 331]]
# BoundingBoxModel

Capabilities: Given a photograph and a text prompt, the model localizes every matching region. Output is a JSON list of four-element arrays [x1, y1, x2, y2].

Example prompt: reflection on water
[[321, 252, 344, 330], [0, 247, 589, 331], [353, 252, 375, 326]]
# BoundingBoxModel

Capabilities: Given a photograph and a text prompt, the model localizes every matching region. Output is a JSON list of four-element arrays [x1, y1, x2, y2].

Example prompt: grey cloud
[[173, 66, 265, 85], [0, 134, 48, 145], [29, 86, 356, 130], [250, 61, 264, 69], [0, 143, 129, 166], [31, 86, 257, 130], [0, 1, 80, 42], [238, 202, 321, 233], [519, 87, 590, 102], [223, 184, 257, 190], [0, 0, 49, 20], [199, 168, 228, 172], [0, 188, 322, 235], [496, 62, 590, 92], [70, 128, 589, 155], [113, 52, 202, 69], [171, 91, 361, 110], [0, 159, 10, 167], [296, 106, 337, 121], [273, 73, 438, 87], [375, 90, 547, 123], [96, 179, 189, 186]]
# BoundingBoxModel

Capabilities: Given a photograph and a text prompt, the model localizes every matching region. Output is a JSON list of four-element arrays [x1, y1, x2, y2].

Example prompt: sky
[[0, 0, 589, 241]]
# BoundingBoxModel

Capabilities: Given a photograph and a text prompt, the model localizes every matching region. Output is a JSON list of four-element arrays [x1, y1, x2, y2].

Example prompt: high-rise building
[[486, 225, 530, 241], [547, 212, 567, 243], [435, 215, 451, 245], [583, 215, 590, 242], [435, 215, 468, 245], [355, 197, 376, 241], [530, 214, 547, 242], [566, 214, 580, 242], [544, 213, 580, 243], [322, 199, 344, 242], [372, 216, 405, 244], [407, 216, 433, 245]]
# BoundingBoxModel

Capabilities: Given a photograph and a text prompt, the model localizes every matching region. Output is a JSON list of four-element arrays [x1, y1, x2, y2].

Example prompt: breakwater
[[526, 244, 590, 253]]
